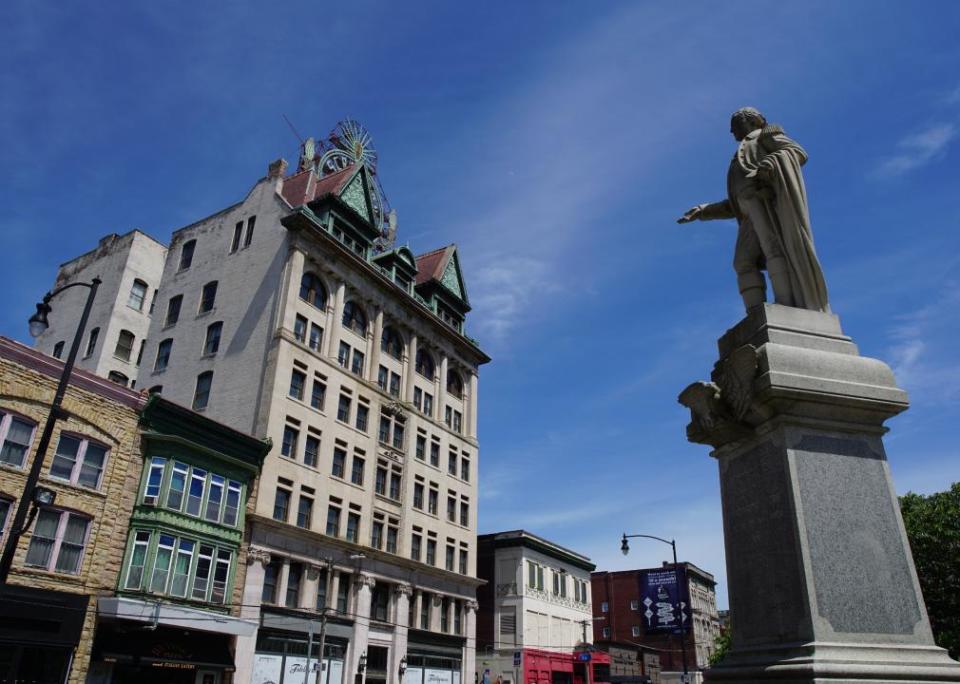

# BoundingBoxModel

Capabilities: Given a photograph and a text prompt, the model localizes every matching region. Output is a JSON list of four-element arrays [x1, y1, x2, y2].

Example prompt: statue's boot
[[737, 271, 766, 310], [767, 257, 796, 307]]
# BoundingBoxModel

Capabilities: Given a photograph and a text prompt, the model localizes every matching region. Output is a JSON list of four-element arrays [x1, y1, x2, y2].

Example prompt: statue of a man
[[678, 107, 829, 312]]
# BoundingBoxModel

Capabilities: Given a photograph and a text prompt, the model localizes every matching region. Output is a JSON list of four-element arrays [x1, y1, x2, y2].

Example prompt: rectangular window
[[170, 539, 195, 597], [273, 488, 290, 522], [304, 435, 320, 467], [420, 592, 430, 628], [155, 339, 172, 371], [453, 410, 462, 434], [428, 488, 438, 515], [351, 350, 364, 376], [632, 625, 641, 637], [355, 404, 368, 432], [448, 450, 457, 475], [447, 495, 456, 522], [630, 599, 639, 610], [460, 501, 469, 527], [528, 562, 537, 588], [375, 466, 387, 496], [244, 215, 256, 247], [445, 544, 455, 571], [49, 434, 108, 489], [411, 533, 422, 561], [351, 455, 365, 486], [213, 548, 233, 604], [205, 475, 224, 522], [311, 379, 326, 410], [371, 521, 383, 550], [309, 323, 323, 351], [316, 568, 328, 610], [224, 480, 242, 526], [389, 472, 401, 500], [601, 601, 609, 613], [281, 426, 299, 458], [294, 315, 308, 343], [386, 525, 398, 554], [426, 539, 437, 566], [262, 559, 281, 604], [441, 597, 449, 632], [332, 448, 346, 478], [161, 461, 185, 510], [179, 240, 196, 270], [416, 435, 426, 461], [378, 415, 390, 444], [378, 365, 389, 391], [85, 327, 100, 356], [459, 549, 468, 574], [231, 221, 243, 252], [389, 372, 401, 397], [602, 626, 611, 638], [199, 281, 218, 313], [125, 530, 151, 589], [114, 330, 135, 361], [338, 342, 350, 369], [326, 505, 341, 537], [165, 296, 182, 326], [297, 496, 313, 528], [413, 483, 424, 509], [430, 441, 440, 467], [186, 468, 207, 516], [193, 372, 213, 410], [537, 565, 544, 590], [392, 421, 404, 450], [150, 534, 176, 592], [413, 387, 422, 411], [461, 457, 470, 482], [423, 393, 433, 417], [336, 575, 349, 613], [337, 394, 351, 422], [346, 512, 360, 543]]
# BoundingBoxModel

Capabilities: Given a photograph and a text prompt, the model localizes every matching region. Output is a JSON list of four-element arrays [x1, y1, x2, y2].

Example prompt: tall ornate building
[[34, 120, 490, 684]]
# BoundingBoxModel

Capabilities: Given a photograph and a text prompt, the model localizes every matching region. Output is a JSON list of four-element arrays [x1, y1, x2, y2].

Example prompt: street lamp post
[[0, 277, 100, 583], [620, 533, 689, 681]]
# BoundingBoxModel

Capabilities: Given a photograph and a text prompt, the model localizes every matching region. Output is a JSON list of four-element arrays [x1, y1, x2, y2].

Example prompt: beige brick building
[[0, 336, 146, 684]]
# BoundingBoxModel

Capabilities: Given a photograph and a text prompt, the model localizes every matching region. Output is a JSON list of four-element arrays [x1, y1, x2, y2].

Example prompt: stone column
[[467, 372, 478, 438], [325, 280, 346, 359], [330, 570, 342, 612], [679, 304, 960, 684], [431, 594, 443, 632], [277, 558, 291, 608], [446, 599, 455, 635], [391, 585, 413, 684], [303, 564, 321, 611], [235, 548, 271, 684], [464, 600, 478, 684], [347, 573, 375, 684], [405, 333, 419, 402], [283, 250, 307, 333], [438, 355, 449, 423], [413, 590, 424, 630], [370, 307, 384, 385]]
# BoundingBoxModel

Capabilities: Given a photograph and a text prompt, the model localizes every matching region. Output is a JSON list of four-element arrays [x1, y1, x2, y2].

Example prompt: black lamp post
[[0, 277, 100, 583], [620, 533, 689, 681]]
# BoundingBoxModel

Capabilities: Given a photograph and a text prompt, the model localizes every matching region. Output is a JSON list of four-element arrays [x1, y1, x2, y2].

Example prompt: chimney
[[268, 158, 289, 194]]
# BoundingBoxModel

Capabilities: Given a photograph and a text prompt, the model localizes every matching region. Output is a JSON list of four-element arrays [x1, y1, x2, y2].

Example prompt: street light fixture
[[399, 656, 407, 679], [620, 532, 689, 681], [0, 277, 101, 583]]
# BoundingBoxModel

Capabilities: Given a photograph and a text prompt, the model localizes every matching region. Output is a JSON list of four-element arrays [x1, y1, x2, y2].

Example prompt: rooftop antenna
[[282, 113, 304, 144]]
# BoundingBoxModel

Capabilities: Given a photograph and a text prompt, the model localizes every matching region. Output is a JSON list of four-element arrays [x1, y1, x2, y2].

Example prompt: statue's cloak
[[748, 126, 830, 312]]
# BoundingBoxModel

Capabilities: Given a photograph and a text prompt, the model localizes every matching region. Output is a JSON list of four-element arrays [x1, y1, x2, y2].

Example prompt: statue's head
[[730, 107, 767, 141]]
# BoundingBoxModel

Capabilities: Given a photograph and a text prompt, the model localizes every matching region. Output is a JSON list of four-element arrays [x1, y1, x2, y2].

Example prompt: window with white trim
[[0, 411, 36, 468], [49, 433, 108, 489], [123, 528, 234, 604], [142, 457, 244, 528], [25, 509, 90, 575]]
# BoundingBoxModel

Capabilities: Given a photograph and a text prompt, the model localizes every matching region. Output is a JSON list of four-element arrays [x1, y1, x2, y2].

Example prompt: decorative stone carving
[[394, 583, 413, 597], [466, 600, 479, 612], [679, 344, 761, 447], [246, 548, 272, 566], [354, 572, 377, 590]]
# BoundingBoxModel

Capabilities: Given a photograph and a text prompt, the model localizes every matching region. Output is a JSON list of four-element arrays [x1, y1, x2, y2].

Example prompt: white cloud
[[875, 123, 956, 177]]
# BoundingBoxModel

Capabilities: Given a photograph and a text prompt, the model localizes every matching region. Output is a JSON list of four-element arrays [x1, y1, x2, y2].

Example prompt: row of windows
[[124, 529, 233, 604], [175, 215, 255, 272], [163, 280, 219, 327], [143, 456, 243, 528], [297, 271, 467, 396], [526, 561, 590, 604], [0, 499, 92, 577], [1, 411, 109, 491], [411, 478, 471, 528], [153, 321, 223, 373]]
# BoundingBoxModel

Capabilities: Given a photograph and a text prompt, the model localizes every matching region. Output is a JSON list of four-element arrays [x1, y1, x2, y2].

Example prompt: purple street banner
[[640, 569, 689, 633]]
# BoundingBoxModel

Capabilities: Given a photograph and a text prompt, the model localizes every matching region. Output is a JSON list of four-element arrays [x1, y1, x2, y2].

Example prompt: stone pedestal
[[679, 304, 960, 683]]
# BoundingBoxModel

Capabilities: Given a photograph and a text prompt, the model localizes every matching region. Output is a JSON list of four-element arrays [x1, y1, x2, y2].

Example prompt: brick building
[[591, 564, 719, 678], [0, 336, 147, 684]]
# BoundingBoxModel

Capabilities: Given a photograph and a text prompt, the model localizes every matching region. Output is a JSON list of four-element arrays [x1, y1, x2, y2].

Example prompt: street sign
[[513, 652, 521, 668], [577, 653, 591, 662]]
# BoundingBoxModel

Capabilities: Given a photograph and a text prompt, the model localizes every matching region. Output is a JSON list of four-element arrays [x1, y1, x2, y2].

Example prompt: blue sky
[[3, 2, 960, 608]]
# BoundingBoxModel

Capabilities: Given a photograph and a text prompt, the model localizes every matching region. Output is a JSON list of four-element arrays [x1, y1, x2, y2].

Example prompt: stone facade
[[0, 336, 146, 684]]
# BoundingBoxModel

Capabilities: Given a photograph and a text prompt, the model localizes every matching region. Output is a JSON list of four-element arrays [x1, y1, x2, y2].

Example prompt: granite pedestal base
[[680, 304, 960, 683]]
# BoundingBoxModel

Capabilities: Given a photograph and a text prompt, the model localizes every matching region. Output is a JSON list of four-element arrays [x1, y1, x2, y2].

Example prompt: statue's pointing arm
[[678, 199, 735, 223]]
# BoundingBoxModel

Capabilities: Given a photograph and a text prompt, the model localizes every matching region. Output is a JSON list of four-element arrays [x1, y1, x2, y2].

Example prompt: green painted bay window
[[122, 528, 234, 604], [140, 456, 244, 528]]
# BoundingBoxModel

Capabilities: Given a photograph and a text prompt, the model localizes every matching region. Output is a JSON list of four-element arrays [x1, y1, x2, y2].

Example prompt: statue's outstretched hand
[[677, 204, 704, 224]]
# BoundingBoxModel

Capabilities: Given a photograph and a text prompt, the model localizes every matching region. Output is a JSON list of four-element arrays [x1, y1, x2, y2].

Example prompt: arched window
[[0, 409, 37, 468], [342, 301, 367, 335], [179, 239, 196, 270], [108, 371, 129, 386], [447, 370, 464, 399], [415, 349, 435, 380], [155, 339, 173, 371], [193, 371, 213, 410], [52, 341, 65, 359], [381, 327, 404, 360], [114, 330, 135, 361], [128, 279, 148, 311], [299, 272, 328, 309]]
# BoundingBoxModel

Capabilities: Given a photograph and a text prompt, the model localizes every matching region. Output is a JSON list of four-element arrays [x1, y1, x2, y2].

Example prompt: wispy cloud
[[875, 123, 956, 177]]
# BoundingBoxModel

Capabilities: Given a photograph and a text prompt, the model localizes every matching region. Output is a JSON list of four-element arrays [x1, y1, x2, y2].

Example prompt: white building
[[34, 121, 490, 684], [475, 531, 595, 684], [34, 230, 167, 387]]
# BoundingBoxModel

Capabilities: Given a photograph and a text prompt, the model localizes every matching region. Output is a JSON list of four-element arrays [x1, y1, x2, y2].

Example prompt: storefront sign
[[640, 569, 689, 633]]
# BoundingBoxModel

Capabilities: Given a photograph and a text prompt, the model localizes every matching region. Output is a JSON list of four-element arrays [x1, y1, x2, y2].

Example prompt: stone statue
[[678, 107, 829, 312]]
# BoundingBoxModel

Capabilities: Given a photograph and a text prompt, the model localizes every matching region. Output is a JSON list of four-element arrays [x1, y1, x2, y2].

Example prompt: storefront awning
[[94, 624, 235, 671], [261, 609, 354, 640], [98, 596, 257, 637]]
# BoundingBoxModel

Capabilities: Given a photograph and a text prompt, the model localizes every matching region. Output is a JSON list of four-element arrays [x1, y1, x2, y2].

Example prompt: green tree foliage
[[899, 483, 960, 659], [708, 630, 731, 666]]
